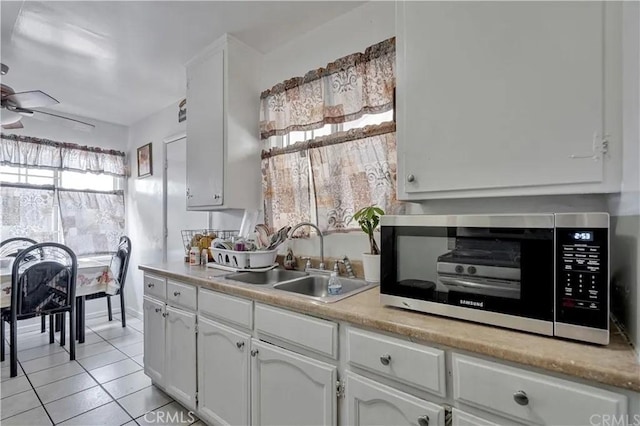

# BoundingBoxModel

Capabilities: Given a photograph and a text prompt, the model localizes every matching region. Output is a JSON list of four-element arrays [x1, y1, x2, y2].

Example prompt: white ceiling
[[0, 1, 363, 126]]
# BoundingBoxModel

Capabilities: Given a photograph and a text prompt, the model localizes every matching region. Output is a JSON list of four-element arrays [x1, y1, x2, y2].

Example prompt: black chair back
[[11, 243, 77, 320], [1, 237, 38, 258], [111, 236, 131, 293]]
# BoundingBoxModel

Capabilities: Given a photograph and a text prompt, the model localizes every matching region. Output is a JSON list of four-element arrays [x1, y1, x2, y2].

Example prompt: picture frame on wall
[[137, 142, 153, 178]]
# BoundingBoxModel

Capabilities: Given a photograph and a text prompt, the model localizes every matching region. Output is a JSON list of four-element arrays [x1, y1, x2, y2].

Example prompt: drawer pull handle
[[251, 349, 259, 357], [236, 341, 245, 350], [513, 390, 529, 406], [147, 283, 154, 288], [417, 415, 429, 426], [173, 291, 181, 297], [380, 354, 391, 366]]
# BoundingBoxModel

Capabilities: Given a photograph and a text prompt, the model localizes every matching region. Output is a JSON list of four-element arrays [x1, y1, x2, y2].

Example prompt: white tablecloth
[[0, 258, 118, 309]]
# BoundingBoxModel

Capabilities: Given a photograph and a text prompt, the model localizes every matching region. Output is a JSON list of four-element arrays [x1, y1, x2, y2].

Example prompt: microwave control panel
[[556, 228, 608, 330]]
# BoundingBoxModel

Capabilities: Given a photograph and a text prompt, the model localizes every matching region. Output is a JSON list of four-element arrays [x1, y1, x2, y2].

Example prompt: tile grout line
[[4, 318, 149, 425], [9, 358, 57, 425], [55, 320, 143, 425]]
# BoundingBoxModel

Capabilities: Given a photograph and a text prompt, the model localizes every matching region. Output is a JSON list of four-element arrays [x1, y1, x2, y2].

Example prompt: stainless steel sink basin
[[225, 269, 308, 285], [224, 267, 376, 302], [273, 275, 375, 302]]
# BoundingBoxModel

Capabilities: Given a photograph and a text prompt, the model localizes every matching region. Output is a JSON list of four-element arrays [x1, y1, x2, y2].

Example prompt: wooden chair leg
[[120, 293, 126, 327], [49, 315, 54, 344], [107, 296, 113, 321], [69, 307, 75, 361], [41, 315, 46, 333], [10, 319, 17, 377], [1, 318, 5, 362], [60, 313, 66, 347]]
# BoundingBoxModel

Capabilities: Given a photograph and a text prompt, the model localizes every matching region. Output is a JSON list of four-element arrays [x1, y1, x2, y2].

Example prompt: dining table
[[0, 257, 119, 343]]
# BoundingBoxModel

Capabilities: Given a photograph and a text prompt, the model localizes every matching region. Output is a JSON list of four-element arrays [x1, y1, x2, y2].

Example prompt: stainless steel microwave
[[380, 213, 610, 345]]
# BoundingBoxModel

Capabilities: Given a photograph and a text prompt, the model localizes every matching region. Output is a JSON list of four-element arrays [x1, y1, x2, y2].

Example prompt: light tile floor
[[1, 316, 200, 425]]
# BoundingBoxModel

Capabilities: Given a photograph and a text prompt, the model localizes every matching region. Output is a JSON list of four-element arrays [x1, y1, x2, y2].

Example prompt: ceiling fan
[[1, 63, 95, 132]]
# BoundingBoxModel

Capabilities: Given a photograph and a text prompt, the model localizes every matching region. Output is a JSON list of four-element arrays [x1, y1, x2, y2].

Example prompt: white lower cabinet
[[165, 306, 197, 410], [197, 316, 251, 426], [345, 372, 445, 426], [251, 339, 337, 426], [143, 296, 165, 386]]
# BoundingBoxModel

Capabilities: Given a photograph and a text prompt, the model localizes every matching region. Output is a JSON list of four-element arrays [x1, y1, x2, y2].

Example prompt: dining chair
[[0, 237, 38, 257], [0, 243, 77, 377], [83, 236, 132, 327], [0, 237, 50, 333]]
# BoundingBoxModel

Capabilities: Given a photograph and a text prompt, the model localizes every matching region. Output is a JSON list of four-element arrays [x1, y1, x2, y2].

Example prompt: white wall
[[609, 1, 640, 354], [6, 112, 128, 152], [125, 100, 185, 317]]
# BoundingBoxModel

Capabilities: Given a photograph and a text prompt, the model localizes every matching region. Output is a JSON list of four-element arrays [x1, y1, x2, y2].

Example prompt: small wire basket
[[181, 229, 239, 255]]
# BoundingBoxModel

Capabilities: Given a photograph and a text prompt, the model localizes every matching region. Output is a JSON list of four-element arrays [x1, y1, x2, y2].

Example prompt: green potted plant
[[352, 205, 384, 283]]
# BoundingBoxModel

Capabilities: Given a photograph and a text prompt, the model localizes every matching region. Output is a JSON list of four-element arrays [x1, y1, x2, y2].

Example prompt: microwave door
[[437, 275, 521, 299]]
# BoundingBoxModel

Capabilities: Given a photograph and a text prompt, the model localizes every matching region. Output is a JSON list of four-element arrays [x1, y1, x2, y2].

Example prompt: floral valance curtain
[[262, 122, 403, 233], [260, 37, 395, 140], [0, 134, 126, 176], [0, 184, 58, 243], [57, 189, 125, 256]]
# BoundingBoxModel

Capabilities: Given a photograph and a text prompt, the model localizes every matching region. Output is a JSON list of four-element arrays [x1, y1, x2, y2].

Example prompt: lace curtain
[[57, 190, 125, 256], [0, 184, 58, 243], [260, 37, 395, 140], [310, 127, 402, 233], [262, 151, 312, 234], [1, 134, 126, 176], [262, 123, 403, 233]]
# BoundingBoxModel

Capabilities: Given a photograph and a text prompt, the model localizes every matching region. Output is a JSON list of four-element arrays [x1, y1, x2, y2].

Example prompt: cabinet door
[[345, 372, 445, 426], [198, 317, 250, 426], [251, 339, 337, 426], [397, 2, 605, 197], [165, 306, 197, 409], [143, 297, 165, 386], [186, 48, 224, 209]]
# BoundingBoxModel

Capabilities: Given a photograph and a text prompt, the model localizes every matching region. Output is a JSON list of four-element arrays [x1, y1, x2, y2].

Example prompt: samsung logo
[[460, 299, 484, 308]]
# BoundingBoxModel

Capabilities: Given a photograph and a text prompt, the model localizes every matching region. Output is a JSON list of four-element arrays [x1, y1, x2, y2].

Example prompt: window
[[0, 135, 126, 255], [260, 38, 402, 234]]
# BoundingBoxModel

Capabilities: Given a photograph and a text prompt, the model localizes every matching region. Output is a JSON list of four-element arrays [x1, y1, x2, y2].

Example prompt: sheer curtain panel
[[57, 190, 125, 256]]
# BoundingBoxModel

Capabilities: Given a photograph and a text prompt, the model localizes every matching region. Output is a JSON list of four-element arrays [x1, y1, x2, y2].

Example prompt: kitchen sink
[[225, 269, 308, 285], [224, 267, 376, 302], [273, 274, 375, 302]]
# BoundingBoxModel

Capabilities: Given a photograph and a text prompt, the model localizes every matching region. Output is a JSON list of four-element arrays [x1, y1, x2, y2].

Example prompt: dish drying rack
[[180, 229, 239, 254]]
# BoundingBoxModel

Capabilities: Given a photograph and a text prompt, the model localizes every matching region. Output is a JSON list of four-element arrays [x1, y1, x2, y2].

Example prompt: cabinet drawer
[[166, 281, 197, 310], [143, 273, 166, 300], [254, 304, 337, 359], [451, 408, 501, 426], [452, 354, 627, 425], [346, 328, 446, 397], [199, 288, 253, 330]]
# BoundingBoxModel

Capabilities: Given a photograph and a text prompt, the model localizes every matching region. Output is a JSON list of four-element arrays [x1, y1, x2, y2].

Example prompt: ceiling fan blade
[[5, 90, 59, 109], [30, 109, 95, 132], [2, 120, 24, 129]]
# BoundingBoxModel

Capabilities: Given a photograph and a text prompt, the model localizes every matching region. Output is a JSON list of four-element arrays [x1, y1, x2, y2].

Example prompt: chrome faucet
[[289, 222, 325, 270]]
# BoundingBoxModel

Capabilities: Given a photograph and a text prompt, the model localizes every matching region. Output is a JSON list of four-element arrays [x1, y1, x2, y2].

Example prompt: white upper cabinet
[[396, 1, 622, 199], [185, 34, 262, 210]]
